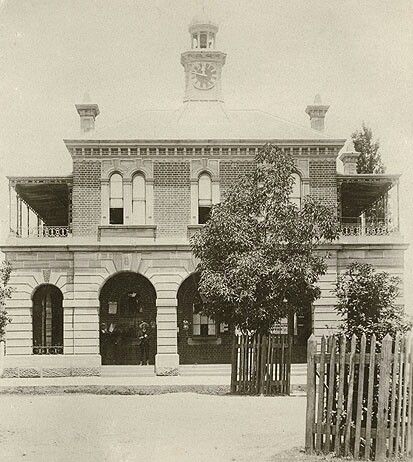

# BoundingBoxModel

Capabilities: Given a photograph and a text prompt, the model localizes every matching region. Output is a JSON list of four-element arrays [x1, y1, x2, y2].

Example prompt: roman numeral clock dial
[[190, 63, 217, 90]]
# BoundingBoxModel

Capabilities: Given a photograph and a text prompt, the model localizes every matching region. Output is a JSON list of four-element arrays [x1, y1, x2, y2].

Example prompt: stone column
[[155, 299, 179, 375]]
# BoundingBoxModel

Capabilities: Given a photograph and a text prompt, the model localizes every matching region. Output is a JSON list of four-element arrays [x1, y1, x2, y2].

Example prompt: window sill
[[98, 225, 157, 240]]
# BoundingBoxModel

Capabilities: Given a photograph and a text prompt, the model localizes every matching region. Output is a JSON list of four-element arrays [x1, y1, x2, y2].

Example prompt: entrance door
[[99, 272, 157, 365]]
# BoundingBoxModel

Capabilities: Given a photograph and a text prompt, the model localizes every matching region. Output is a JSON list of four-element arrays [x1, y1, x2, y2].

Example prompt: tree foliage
[[334, 262, 411, 342], [191, 144, 340, 334], [352, 123, 385, 174], [0, 261, 12, 339]]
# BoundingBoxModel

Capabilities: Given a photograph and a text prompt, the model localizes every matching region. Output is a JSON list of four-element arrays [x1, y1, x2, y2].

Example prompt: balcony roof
[[8, 176, 72, 226], [337, 173, 399, 217]]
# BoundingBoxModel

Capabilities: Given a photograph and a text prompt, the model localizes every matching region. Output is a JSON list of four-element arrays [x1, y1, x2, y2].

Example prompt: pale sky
[[0, 0, 412, 311]]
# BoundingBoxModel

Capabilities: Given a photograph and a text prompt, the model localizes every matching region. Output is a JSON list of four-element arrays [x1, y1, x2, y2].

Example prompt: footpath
[[0, 364, 306, 395]]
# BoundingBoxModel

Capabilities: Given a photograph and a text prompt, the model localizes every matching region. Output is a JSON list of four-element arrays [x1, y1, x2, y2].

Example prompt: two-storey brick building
[[0, 18, 406, 377]]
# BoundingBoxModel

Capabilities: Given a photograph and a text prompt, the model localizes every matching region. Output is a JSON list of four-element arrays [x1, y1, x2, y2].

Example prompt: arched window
[[198, 172, 212, 224], [132, 173, 146, 224], [291, 173, 301, 208], [32, 285, 63, 354], [109, 173, 124, 224]]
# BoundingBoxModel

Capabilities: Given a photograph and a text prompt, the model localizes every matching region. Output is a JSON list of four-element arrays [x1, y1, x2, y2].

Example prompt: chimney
[[339, 139, 359, 174], [75, 93, 99, 133], [305, 94, 329, 131]]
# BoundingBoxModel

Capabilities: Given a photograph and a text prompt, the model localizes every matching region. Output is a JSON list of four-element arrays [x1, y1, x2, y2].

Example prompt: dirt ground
[[0, 393, 307, 462]]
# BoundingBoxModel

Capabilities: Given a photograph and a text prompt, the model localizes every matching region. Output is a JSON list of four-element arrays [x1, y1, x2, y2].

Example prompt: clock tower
[[181, 17, 226, 102]]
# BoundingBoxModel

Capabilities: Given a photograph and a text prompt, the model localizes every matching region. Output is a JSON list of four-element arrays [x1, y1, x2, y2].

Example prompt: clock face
[[190, 62, 217, 90]]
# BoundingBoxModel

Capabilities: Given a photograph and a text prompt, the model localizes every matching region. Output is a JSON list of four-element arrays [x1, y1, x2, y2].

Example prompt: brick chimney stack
[[339, 139, 360, 174], [75, 93, 100, 134], [305, 94, 329, 132]]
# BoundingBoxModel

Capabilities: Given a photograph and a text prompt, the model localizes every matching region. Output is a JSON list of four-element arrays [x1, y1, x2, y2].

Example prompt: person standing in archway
[[137, 321, 150, 365]]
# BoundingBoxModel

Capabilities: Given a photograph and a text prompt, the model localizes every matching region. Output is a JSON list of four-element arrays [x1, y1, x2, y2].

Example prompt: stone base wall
[[1, 354, 101, 378]]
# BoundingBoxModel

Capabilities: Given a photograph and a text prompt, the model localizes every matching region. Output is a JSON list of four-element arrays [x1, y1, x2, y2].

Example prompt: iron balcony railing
[[21, 226, 72, 238], [340, 217, 398, 237], [32, 345, 64, 355]]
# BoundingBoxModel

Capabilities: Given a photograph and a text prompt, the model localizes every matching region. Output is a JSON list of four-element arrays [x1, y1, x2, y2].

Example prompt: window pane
[[133, 174, 146, 200], [110, 198, 123, 208], [198, 173, 212, 202], [193, 312, 200, 324], [208, 323, 216, 335], [198, 206, 211, 224], [110, 173, 123, 200], [132, 199, 146, 224], [193, 324, 200, 335], [110, 208, 123, 225]]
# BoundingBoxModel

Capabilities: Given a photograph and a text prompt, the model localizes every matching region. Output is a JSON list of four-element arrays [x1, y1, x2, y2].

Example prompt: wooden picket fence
[[306, 333, 413, 460], [230, 333, 291, 395]]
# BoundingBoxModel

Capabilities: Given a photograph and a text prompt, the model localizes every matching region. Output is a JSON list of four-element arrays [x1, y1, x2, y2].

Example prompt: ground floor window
[[32, 284, 63, 354], [193, 303, 216, 336]]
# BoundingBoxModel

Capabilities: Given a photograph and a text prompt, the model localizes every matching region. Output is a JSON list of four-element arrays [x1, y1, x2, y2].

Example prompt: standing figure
[[138, 321, 150, 365]]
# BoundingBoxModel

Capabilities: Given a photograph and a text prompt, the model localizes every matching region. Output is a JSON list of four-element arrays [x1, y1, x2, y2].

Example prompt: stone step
[[101, 365, 155, 377]]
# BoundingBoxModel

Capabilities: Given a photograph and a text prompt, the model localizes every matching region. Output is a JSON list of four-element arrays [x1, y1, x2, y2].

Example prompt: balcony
[[338, 173, 401, 241], [8, 176, 72, 240]]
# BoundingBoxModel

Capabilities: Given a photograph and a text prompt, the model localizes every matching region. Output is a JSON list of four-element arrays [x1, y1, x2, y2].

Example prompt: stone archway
[[99, 272, 157, 365], [177, 273, 232, 364]]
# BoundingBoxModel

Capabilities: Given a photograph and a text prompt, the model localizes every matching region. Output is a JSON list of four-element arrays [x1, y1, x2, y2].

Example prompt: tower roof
[[189, 15, 218, 33]]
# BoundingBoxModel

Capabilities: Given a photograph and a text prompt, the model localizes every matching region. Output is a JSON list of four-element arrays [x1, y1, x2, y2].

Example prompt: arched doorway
[[177, 273, 232, 364], [99, 272, 157, 365], [32, 284, 64, 354]]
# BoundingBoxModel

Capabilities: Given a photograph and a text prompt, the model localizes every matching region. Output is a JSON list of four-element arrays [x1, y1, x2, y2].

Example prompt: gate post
[[305, 334, 317, 454]]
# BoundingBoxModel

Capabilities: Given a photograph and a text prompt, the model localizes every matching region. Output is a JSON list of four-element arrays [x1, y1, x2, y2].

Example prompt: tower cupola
[[188, 17, 218, 50], [181, 17, 226, 102]]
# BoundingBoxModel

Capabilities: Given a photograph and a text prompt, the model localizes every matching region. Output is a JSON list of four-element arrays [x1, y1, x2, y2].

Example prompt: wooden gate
[[230, 333, 292, 395]]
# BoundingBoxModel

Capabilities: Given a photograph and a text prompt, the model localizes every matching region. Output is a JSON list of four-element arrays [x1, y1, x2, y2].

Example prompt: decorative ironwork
[[32, 345, 63, 355], [28, 226, 71, 238], [340, 219, 397, 236]]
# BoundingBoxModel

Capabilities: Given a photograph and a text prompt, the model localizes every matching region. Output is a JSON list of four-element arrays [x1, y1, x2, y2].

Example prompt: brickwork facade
[[154, 161, 191, 237], [309, 159, 337, 207], [72, 160, 101, 236]]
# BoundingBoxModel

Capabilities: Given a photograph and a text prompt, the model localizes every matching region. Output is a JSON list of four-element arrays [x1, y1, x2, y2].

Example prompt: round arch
[[177, 272, 232, 364], [32, 284, 63, 355], [99, 271, 157, 365]]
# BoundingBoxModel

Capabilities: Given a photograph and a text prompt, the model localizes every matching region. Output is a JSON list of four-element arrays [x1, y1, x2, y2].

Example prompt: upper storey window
[[132, 173, 146, 224], [291, 173, 301, 208], [198, 173, 212, 224], [109, 173, 124, 224]]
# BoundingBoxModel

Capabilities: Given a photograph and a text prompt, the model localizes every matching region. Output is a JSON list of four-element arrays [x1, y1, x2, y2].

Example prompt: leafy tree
[[191, 144, 340, 334], [0, 261, 12, 340], [334, 262, 411, 342], [352, 123, 385, 174]]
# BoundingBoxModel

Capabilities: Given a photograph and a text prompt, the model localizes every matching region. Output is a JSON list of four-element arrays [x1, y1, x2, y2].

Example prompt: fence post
[[376, 334, 393, 461], [305, 334, 317, 454], [230, 334, 238, 393], [259, 335, 267, 395]]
